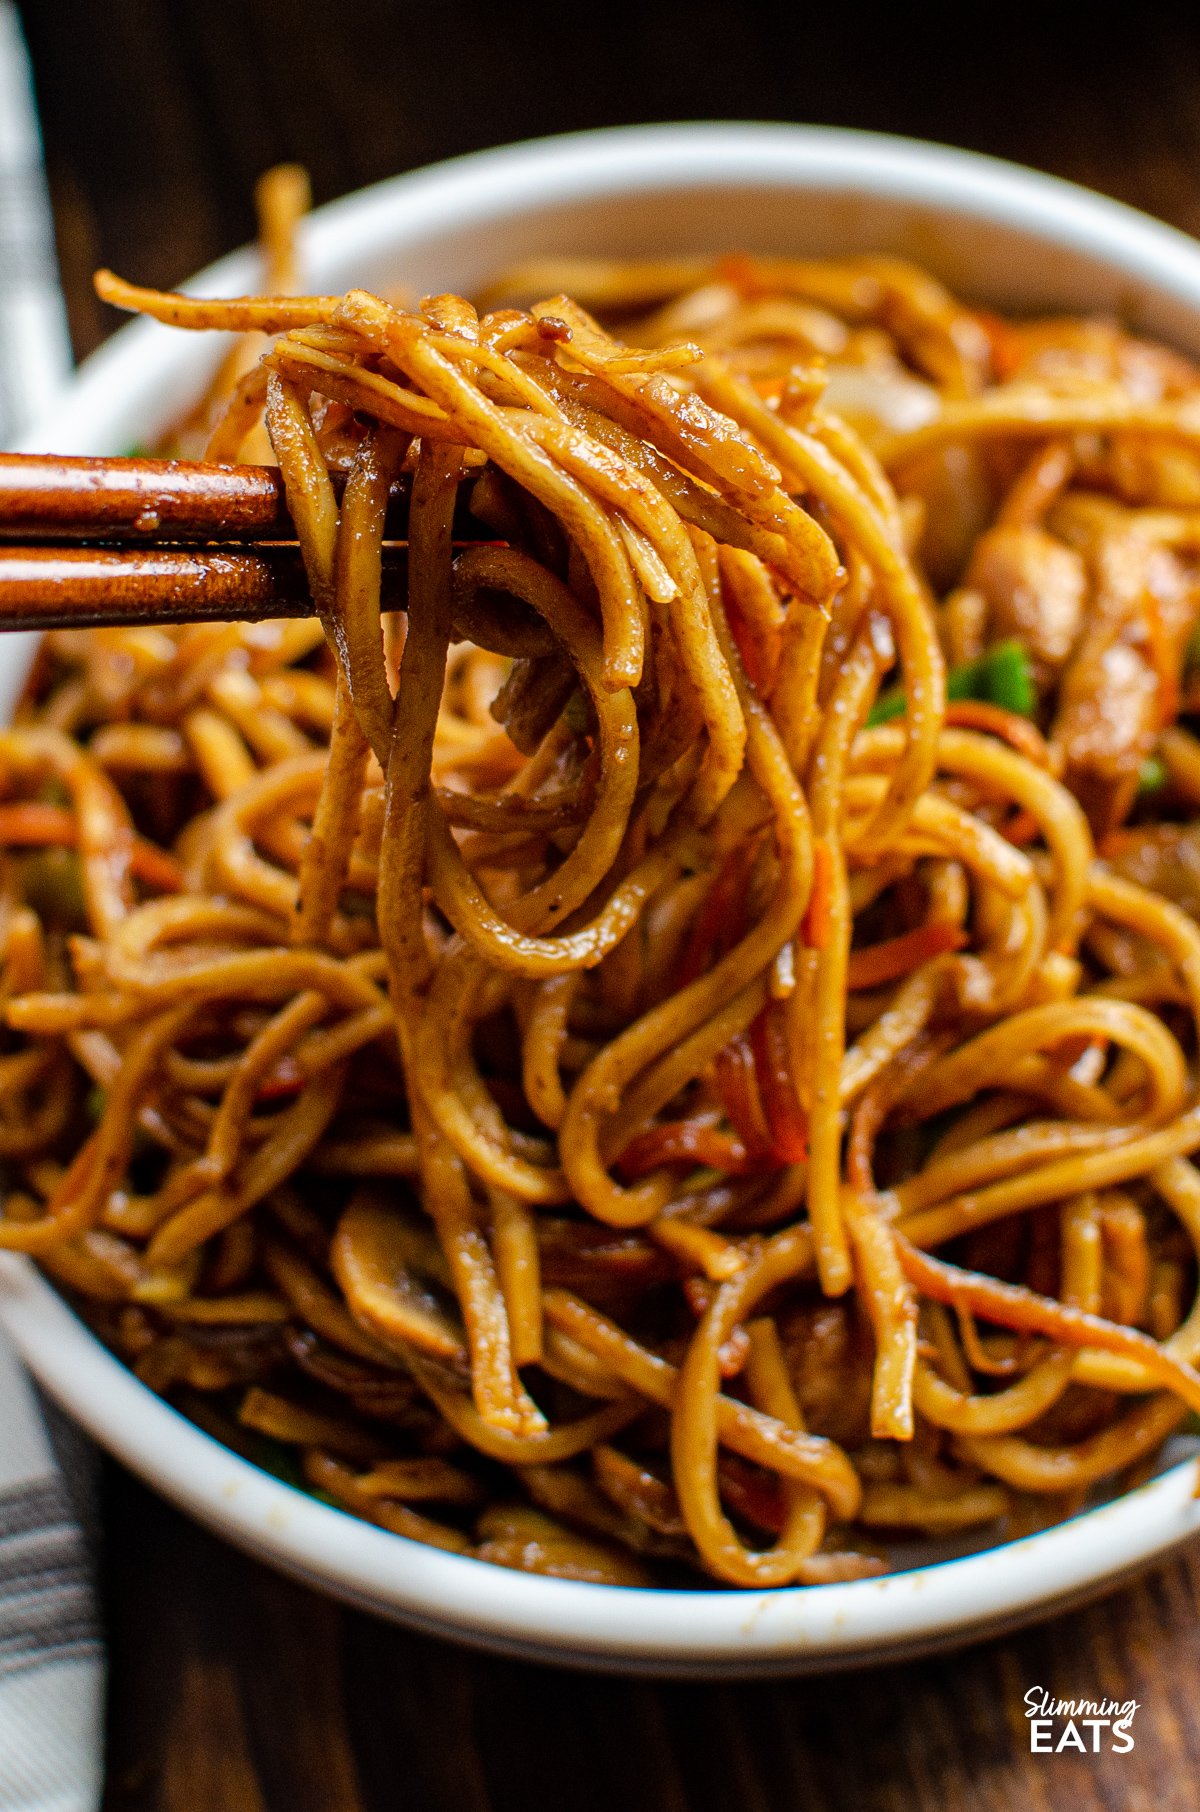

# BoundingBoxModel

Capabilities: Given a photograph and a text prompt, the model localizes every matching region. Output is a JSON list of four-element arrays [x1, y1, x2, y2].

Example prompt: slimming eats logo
[[1024, 1687, 1138, 1753]]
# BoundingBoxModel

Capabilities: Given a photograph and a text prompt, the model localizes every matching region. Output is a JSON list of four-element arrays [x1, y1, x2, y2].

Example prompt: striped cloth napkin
[[0, 6, 104, 1810], [0, 1344, 102, 1812]]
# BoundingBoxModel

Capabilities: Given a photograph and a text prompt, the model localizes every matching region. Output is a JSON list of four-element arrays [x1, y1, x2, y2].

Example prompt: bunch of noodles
[[8, 195, 1200, 1587]]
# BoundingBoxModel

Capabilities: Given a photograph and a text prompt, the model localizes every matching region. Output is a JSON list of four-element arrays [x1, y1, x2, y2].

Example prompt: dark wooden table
[[17, 3, 1200, 1805]]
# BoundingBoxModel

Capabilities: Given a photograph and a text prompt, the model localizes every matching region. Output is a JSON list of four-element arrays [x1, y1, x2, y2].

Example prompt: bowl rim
[[28, 119, 1200, 458], [6, 119, 1200, 1667], [5, 1245, 1199, 1665]]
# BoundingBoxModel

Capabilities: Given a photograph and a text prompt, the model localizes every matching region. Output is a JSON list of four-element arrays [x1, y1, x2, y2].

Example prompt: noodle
[[10, 219, 1200, 1586]]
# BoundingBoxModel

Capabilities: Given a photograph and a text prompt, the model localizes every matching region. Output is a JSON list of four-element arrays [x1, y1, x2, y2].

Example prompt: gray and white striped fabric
[[0, 7, 103, 1809], [0, 1344, 102, 1812]]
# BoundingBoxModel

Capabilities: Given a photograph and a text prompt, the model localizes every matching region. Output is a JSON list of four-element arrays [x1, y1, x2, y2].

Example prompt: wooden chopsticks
[[0, 451, 415, 541], [0, 545, 410, 631], [0, 451, 420, 631]]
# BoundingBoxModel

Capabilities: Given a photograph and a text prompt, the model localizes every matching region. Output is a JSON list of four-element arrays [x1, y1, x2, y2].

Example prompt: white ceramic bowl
[[5, 122, 1200, 1676]]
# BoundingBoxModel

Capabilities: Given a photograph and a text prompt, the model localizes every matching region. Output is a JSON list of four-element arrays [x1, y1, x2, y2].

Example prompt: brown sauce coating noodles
[[8, 187, 1200, 1587]]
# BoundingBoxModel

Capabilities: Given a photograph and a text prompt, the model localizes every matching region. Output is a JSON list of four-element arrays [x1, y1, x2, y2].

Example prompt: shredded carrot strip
[[846, 922, 965, 991], [999, 807, 1041, 847], [847, 1088, 889, 1195], [971, 309, 1023, 380], [897, 1238, 1200, 1414], [712, 1032, 773, 1159], [127, 839, 186, 894], [802, 838, 835, 950], [1040, 1034, 1109, 1087], [617, 1119, 761, 1179], [714, 253, 768, 300], [677, 841, 756, 986], [717, 1452, 787, 1533], [255, 1056, 306, 1101], [1139, 586, 1179, 729], [750, 1002, 808, 1162], [0, 803, 183, 893], [942, 700, 1051, 768], [0, 804, 79, 845], [725, 590, 779, 693]]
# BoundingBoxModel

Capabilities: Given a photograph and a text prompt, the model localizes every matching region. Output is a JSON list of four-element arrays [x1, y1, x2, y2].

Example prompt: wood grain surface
[[15, 3, 1200, 1805]]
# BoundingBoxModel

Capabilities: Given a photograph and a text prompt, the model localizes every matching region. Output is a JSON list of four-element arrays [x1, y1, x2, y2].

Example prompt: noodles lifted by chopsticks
[[9, 195, 1200, 1586]]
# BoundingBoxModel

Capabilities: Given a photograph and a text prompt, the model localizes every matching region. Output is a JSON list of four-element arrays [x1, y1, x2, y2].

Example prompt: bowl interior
[[8, 122, 1200, 1671], [37, 123, 1200, 467]]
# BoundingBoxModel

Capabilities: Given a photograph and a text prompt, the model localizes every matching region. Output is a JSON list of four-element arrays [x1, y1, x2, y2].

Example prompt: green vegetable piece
[[20, 847, 87, 929], [867, 638, 1037, 729], [865, 686, 909, 727], [980, 640, 1037, 717], [562, 690, 590, 734], [1138, 754, 1168, 794], [242, 1431, 309, 1490]]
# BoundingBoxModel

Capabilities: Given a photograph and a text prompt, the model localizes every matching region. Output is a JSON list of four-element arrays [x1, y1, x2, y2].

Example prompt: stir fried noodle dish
[[9, 171, 1200, 1588]]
